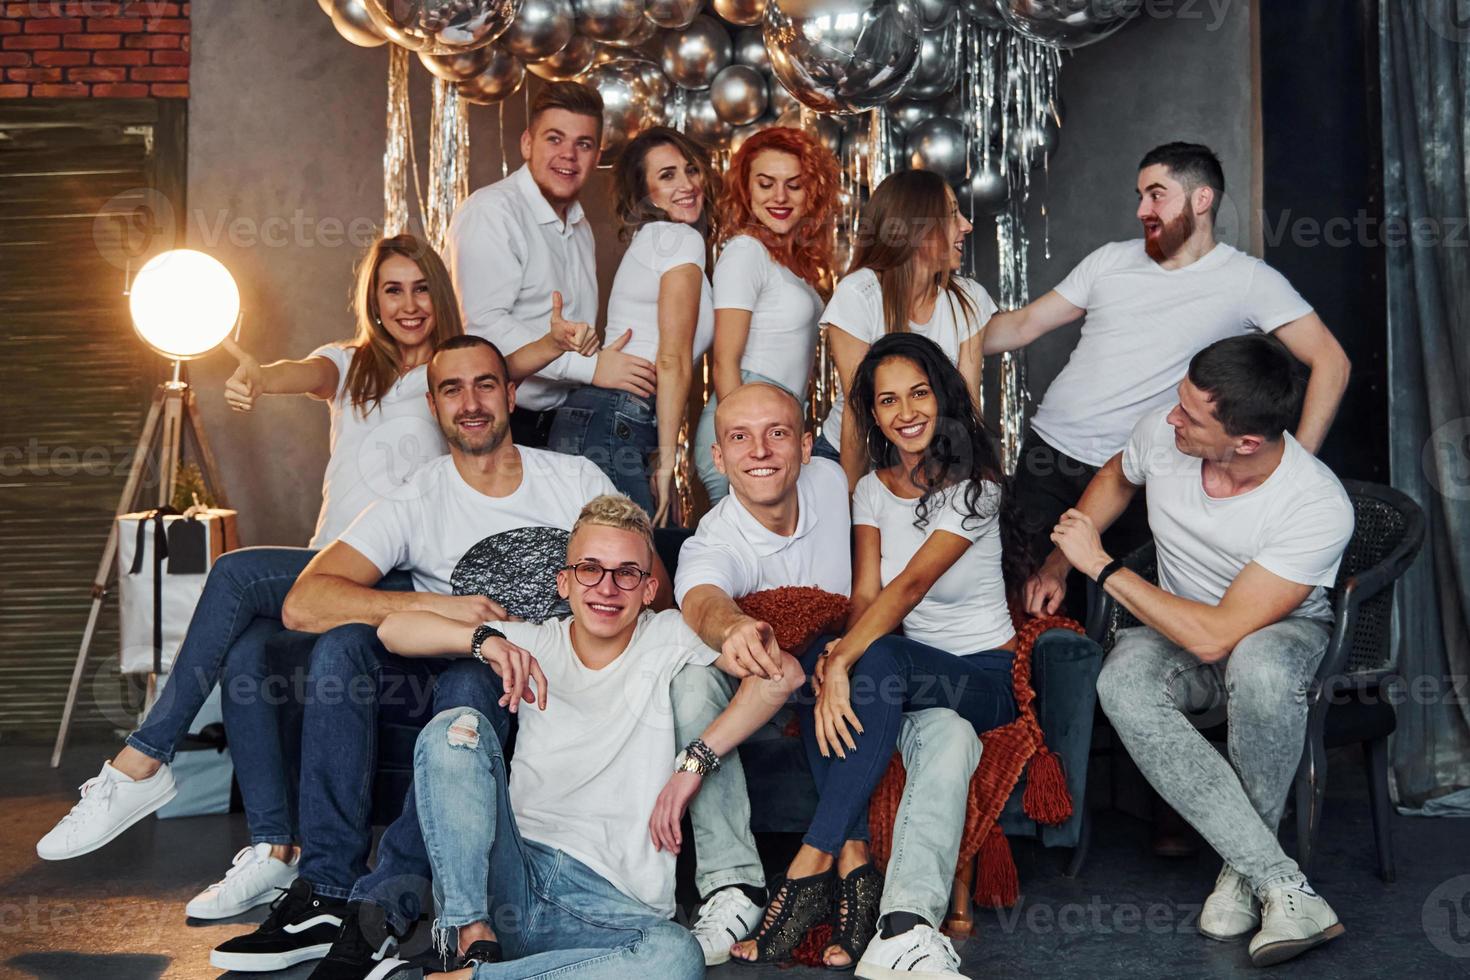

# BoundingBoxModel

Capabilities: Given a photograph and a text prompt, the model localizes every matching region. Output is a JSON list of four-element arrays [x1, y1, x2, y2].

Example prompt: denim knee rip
[[447, 712, 481, 750]]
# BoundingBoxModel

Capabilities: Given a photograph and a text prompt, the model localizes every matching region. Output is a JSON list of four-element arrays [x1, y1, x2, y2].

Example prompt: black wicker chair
[[1086, 479, 1425, 883]]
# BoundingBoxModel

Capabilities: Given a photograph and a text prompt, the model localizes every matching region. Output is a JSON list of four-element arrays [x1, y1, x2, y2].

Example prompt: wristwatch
[[470, 623, 506, 665], [673, 739, 721, 777]]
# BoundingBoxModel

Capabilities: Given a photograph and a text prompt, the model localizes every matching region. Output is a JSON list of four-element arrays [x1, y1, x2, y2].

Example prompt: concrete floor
[[3, 739, 1468, 979]]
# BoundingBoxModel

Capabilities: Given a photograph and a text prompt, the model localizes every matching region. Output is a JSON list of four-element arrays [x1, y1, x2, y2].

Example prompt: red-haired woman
[[692, 126, 841, 502]]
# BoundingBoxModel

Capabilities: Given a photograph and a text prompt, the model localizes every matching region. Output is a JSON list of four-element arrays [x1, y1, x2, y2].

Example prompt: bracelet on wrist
[[674, 738, 722, 777], [1095, 558, 1126, 590], [470, 623, 506, 665]]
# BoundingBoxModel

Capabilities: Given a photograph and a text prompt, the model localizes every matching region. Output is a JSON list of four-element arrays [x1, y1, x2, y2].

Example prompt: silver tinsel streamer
[[426, 77, 471, 254], [384, 45, 412, 236]]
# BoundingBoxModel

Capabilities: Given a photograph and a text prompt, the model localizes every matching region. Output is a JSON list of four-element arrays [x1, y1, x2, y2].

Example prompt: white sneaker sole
[[36, 780, 178, 861], [209, 943, 333, 972], [186, 870, 300, 920], [1249, 922, 1346, 967], [856, 961, 969, 980]]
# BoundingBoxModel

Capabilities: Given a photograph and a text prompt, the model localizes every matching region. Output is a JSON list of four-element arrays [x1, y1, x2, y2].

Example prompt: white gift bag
[[117, 507, 239, 675]]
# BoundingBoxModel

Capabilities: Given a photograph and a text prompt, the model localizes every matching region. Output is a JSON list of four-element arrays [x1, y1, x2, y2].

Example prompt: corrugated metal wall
[[0, 100, 185, 741]]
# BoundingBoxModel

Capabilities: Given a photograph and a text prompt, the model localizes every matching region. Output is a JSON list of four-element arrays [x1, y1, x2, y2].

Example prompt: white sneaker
[[690, 887, 763, 966], [186, 843, 300, 919], [36, 761, 177, 860], [855, 924, 968, 979], [1248, 882, 1345, 967], [1199, 864, 1260, 941]]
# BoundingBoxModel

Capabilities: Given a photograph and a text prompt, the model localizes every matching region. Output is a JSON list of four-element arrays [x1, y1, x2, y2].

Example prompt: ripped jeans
[[1096, 619, 1330, 894], [414, 708, 704, 980]]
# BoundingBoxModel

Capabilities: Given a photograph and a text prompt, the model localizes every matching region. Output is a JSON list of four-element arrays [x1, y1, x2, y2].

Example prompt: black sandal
[[731, 869, 835, 966], [824, 863, 884, 971]]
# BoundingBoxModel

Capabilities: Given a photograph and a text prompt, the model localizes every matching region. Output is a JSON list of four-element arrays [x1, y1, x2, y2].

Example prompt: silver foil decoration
[[426, 78, 472, 254], [384, 44, 412, 236]]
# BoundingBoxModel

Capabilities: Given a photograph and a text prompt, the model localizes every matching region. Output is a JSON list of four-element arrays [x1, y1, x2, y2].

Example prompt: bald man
[[671, 384, 984, 970]]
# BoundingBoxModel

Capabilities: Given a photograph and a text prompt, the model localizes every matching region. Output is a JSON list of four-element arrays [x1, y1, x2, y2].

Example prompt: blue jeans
[[1096, 620, 1329, 894], [415, 708, 704, 980], [127, 546, 315, 845], [294, 625, 510, 903], [349, 660, 513, 934], [795, 632, 1084, 854], [549, 386, 657, 514], [692, 369, 806, 503], [811, 431, 841, 464]]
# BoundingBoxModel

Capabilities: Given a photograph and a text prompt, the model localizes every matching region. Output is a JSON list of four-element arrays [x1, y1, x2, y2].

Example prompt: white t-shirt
[[818, 269, 995, 446], [1033, 241, 1315, 466], [852, 474, 1014, 653], [338, 448, 617, 618], [608, 221, 714, 367], [1121, 411, 1353, 623], [674, 457, 852, 604], [712, 235, 825, 398], [305, 343, 447, 549], [446, 165, 600, 412], [497, 610, 720, 916]]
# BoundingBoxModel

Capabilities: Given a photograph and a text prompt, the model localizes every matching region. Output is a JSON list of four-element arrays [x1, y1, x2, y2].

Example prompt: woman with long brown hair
[[37, 235, 501, 924], [816, 169, 997, 489], [549, 126, 721, 524], [691, 126, 840, 503]]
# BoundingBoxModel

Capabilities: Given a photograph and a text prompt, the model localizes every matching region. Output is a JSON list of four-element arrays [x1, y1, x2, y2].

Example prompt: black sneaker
[[306, 901, 401, 980], [210, 878, 347, 971], [453, 939, 503, 969]]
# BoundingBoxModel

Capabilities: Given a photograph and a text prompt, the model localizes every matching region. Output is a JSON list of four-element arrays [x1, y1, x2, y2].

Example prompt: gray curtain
[[1381, 0, 1470, 808]]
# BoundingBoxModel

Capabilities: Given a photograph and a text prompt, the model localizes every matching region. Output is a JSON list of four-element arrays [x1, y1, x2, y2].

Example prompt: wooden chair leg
[[1362, 737, 1396, 883], [942, 856, 975, 937]]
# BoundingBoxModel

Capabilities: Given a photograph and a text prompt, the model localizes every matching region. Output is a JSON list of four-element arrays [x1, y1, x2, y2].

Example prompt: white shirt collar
[[511, 164, 586, 235]]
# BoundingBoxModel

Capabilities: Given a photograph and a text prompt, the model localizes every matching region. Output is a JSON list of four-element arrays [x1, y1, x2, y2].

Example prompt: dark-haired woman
[[731, 333, 1098, 975], [818, 169, 995, 489], [692, 125, 840, 502], [34, 237, 485, 918], [550, 127, 720, 524]]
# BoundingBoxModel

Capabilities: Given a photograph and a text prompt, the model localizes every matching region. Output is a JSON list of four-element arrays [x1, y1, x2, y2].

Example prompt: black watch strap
[[1095, 558, 1126, 590]]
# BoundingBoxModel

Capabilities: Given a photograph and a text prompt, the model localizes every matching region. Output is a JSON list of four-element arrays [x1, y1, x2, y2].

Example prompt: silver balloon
[[330, 0, 388, 46], [528, 33, 598, 77], [1006, 112, 1060, 165], [775, 106, 841, 155], [661, 15, 733, 90], [586, 61, 658, 159], [420, 46, 495, 79], [955, 158, 1009, 215], [606, 11, 659, 44], [363, 0, 519, 53], [573, 0, 645, 41], [898, 17, 959, 99], [733, 26, 770, 72], [913, 0, 956, 27], [684, 87, 735, 147], [905, 115, 966, 184], [645, 0, 701, 27], [604, 54, 672, 109], [997, 0, 1136, 49], [730, 117, 777, 153], [958, 0, 1005, 29], [710, 64, 768, 124], [458, 45, 528, 102], [499, 0, 574, 60], [713, 0, 767, 26], [886, 96, 939, 132], [762, 0, 923, 114], [768, 74, 800, 115]]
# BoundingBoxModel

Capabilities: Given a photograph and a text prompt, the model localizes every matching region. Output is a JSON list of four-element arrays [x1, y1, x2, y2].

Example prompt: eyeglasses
[[561, 560, 650, 591]]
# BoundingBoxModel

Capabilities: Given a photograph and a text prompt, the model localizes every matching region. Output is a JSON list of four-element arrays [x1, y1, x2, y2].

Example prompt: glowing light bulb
[[129, 249, 241, 360]]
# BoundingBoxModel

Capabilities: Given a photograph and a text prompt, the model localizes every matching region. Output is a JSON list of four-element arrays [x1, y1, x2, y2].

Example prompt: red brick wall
[[0, 0, 189, 98]]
